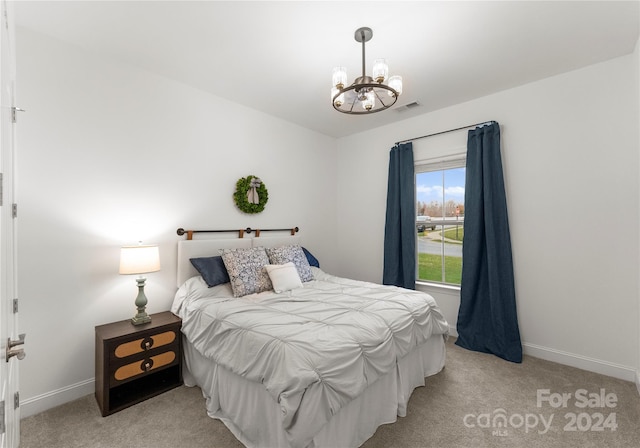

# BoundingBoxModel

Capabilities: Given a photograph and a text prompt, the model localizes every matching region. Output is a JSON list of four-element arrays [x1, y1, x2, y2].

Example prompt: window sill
[[415, 281, 461, 295]]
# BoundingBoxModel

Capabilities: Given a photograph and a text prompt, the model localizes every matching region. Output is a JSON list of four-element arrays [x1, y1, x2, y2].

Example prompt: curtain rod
[[394, 120, 496, 146], [177, 227, 299, 240]]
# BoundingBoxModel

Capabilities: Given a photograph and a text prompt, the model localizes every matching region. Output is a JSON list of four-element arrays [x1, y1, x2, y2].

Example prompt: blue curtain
[[455, 122, 523, 363], [383, 142, 415, 289]]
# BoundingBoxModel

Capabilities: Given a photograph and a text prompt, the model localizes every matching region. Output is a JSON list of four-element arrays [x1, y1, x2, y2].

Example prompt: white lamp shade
[[119, 245, 161, 275]]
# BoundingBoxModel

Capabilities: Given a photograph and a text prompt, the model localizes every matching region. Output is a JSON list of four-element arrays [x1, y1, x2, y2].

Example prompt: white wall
[[336, 52, 639, 382], [15, 28, 338, 416]]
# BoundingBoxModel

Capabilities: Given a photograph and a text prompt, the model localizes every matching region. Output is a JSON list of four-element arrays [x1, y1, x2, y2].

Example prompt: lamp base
[[131, 277, 152, 325], [131, 312, 152, 326]]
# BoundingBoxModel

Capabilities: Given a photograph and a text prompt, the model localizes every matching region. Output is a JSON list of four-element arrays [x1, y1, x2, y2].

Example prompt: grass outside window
[[443, 226, 464, 242], [418, 252, 462, 285]]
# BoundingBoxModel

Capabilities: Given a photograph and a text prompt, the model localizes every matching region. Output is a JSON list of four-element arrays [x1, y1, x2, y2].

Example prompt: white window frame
[[415, 154, 466, 288]]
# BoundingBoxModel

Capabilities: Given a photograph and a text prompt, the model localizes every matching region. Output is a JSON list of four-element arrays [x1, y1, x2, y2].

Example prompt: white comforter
[[172, 268, 449, 448]]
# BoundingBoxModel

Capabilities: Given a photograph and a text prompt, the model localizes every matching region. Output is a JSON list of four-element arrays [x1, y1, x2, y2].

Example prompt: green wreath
[[234, 175, 268, 214]]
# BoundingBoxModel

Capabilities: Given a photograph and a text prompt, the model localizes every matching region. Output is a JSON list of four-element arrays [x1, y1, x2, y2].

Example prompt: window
[[415, 158, 465, 286]]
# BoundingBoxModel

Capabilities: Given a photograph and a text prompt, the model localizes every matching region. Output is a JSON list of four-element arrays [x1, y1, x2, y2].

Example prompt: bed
[[171, 232, 449, 448]]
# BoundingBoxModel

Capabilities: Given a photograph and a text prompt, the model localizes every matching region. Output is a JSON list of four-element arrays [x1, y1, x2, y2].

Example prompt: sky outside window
[[416, 168, 465, 214]]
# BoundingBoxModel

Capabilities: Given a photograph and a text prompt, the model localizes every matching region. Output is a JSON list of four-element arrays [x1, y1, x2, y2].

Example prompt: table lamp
[[119, 244, 161, 325]]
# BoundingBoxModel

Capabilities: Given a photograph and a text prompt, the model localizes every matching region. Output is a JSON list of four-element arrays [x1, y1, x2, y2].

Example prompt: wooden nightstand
[[95, 311, 182, 416]]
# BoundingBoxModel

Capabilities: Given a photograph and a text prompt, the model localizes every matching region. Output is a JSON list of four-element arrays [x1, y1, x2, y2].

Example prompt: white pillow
[[264, 262, 303, 293]]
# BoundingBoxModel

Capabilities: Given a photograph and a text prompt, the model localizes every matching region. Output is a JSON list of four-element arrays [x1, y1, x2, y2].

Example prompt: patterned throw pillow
[[220, 247, 273, 297], [265, 245, 314, 282]]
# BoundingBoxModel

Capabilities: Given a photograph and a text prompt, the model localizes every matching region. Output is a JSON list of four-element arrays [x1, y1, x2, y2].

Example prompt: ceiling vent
[[395, 101, 421, 112]]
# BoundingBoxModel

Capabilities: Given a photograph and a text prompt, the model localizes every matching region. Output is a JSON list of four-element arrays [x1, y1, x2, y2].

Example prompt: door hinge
[[12, 299, 18, 314], [13, 392, 19, 409], [12, 203, 17, 218]]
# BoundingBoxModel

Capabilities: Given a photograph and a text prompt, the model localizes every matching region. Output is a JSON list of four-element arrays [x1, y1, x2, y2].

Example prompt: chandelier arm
[[373, 88, 387, 106], [350, 92, 360, 113], [373, 87, 396, 107]]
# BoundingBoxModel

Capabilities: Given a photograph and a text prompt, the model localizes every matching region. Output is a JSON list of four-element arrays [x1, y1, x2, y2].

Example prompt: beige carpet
[[21, 338, 640, 448]]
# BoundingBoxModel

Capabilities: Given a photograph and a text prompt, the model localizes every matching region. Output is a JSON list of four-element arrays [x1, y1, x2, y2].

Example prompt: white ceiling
[[13, 1, 640, 138]]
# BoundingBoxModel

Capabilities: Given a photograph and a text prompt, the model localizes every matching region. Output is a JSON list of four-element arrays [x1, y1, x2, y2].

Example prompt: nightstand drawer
[[113, 351, 177, 383], [113, 330, 177, 359]]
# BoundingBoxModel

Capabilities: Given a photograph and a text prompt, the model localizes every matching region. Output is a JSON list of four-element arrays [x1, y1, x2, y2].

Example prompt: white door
[[0, 1, 21, 446]]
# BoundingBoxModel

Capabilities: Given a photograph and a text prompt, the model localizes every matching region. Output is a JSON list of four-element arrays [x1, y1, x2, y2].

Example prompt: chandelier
[[331, 27, 403, 114]]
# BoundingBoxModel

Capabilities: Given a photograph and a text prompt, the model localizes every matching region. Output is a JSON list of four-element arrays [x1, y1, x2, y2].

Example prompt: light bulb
[[332, 67, 347, 89], [362, 91, 375, 111], [372, 59, 388, 83], [388, 75, 403, 96]]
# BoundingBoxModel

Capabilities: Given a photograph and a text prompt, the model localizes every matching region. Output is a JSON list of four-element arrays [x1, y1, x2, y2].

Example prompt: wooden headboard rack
[[176, 227, 299, 240]]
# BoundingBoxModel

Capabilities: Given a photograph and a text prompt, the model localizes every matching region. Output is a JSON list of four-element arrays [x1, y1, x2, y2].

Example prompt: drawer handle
[[141, 337, 153, 351], [141, 359, 154, 372]]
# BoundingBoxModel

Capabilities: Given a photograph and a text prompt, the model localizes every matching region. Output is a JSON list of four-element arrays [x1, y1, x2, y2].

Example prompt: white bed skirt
[[182, 334, 446, 448]]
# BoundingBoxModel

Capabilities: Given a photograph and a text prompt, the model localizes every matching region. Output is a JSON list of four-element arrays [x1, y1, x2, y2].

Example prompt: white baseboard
[[522, 342, 636, 383], [20, 378, 94, 419]]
